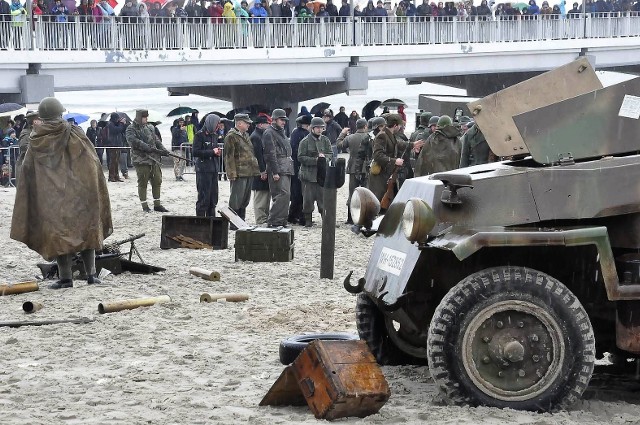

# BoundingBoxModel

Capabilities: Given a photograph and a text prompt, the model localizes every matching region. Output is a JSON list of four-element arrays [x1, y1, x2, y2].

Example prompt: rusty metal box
[[235, 227, 294, 262], [160, 216, 228, 250]]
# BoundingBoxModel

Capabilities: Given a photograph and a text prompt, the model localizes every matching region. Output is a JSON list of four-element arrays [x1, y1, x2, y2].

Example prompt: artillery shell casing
[[22, 301, 44, 314], [98, 295, 171, 314], [0, 281, 39, 296], [200, 293, 249, 303], [189, 267, 221, 281]]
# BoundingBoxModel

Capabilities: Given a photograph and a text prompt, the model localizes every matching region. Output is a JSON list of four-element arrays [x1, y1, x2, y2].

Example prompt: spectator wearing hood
[[339, 0, 350, 19], [192, 114, 223, 217], [209, 0, 224, 22], [528, 0, 540, 14], [249, 0, 268, 23], [325, 0, 339, 16], [374, 0, 387, 20]]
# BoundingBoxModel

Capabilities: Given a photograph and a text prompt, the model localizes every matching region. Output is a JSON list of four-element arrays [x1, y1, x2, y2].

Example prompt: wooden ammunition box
[[160, 216, 228, 250], [235, 227, 294, 262], [261, 340, 390, 420]]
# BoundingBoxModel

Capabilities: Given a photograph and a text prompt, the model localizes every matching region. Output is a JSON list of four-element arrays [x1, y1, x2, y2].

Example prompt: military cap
[[271, 108, 288, 120], [356, 118, 368, 129], [458, 115, 472, 124], [234, 113, 253, 124], [437, 115, 453, 129], [296, 115, 312, 125]]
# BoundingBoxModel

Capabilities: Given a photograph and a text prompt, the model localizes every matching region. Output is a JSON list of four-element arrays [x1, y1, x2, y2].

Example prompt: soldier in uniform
[[356, 116, 385, 189], [414, 114, 461, 177], [250, 115, 271, 225], [460, 122, 494, 167], [410, 111, 432, 143], [337, 117, 369, 224], [288, 114, 311, 226], [368, 114, 424, 207], [224, 113, 260, 225], [11, 97, 113, 289], [126, 109, 171, 212], [263, 108, 294, 228], [298, 117, 333, 227], [193, 114, 223, 217]]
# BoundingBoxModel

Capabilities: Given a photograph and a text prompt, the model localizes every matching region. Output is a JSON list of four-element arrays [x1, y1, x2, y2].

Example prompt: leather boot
[[346, 208, 354, 225], [87, 274, 102, 285], [49, 278, 73, 289]]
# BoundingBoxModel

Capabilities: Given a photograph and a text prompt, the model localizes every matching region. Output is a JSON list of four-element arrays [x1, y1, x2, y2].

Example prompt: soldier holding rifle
[[126, 109, 171, 213]]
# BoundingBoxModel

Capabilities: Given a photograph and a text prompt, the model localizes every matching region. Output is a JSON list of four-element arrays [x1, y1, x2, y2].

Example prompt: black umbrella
[[226, 104, 270, 120], [362, 100, 381, 120], [310, 102, 330, 117], [0, 102, 27, 118], [167, 106, 197, 117], [380, 98, 407, 108]]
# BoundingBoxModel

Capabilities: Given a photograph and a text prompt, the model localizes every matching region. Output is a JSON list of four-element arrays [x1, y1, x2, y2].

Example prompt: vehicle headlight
[[350, 187, 380, 228], [402, 198, 436, 242]]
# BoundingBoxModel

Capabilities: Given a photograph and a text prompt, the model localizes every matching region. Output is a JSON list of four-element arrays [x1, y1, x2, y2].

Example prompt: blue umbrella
[[63, 112, 90, 125]]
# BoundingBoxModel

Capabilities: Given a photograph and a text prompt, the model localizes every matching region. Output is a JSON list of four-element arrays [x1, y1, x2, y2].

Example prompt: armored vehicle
[[345, 58, 640, 412]]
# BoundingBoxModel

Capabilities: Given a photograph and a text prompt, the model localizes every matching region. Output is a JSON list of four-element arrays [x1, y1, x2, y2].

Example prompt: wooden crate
[[160, 216, 228, 250], [261, 340, 390, 420]]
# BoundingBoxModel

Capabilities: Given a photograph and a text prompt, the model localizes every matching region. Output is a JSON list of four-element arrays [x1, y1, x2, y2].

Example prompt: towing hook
[[343, 271, 366, 294]]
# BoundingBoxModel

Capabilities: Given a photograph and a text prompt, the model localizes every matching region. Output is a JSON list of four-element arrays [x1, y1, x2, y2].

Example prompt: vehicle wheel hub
[[462, 300, 565, 401]]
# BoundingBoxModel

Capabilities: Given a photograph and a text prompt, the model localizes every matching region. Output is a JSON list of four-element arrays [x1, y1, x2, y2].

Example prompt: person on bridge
[[11, 97, 112, 289], [126, 109, 171, 213], [224, 114, 260, 227], [193, 114, 223, 217], [263, 108, 294, 228]]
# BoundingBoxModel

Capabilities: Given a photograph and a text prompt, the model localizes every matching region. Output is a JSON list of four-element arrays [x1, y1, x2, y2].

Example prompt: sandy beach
[[1, 160, 640, 425]]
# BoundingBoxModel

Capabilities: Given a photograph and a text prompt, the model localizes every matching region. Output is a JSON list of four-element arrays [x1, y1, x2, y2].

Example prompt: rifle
[[380, 143, 411, 210], [380, 166, 399, 210]]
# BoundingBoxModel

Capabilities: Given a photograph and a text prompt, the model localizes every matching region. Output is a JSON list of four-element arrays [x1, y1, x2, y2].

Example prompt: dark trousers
[[108, 148, 121, 181], [196, 171, 219, 217], [288, 172, 304, 223]]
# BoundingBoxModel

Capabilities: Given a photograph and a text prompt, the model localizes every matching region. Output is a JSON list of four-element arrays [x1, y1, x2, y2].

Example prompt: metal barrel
[[22, 301, 44, 314], [98, 295, 171, 314], [0, 281, 39, 296]]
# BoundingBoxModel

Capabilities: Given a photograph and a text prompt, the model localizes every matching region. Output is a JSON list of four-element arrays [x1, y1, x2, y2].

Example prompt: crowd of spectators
[[2, 0, 640, 27]]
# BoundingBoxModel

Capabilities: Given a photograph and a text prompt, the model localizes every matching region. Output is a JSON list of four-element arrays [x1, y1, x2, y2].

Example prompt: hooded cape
[[10, 119, 113, 260]]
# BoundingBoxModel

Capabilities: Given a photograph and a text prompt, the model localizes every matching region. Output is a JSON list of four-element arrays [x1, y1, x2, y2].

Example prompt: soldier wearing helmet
[[297, 117, 333, 227], [337, 117, 370, 224], [263, 108, 294, 227], [414, 114, 461, 178], [10, 97, 113, 290]]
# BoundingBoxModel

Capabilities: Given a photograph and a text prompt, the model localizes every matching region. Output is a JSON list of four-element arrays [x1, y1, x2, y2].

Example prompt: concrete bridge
[[2, 14, 640, 114]]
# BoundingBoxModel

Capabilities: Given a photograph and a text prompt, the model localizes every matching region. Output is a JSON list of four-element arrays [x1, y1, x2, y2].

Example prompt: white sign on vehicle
[[377, 247, 406, 276], [619, 94, 640, 119]]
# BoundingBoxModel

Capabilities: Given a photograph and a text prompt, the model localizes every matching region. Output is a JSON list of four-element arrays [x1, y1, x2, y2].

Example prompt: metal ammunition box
[[235, 227, 294, 262]]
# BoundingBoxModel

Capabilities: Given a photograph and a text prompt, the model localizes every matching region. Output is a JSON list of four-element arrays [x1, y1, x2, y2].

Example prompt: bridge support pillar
[[20, 74, 54, 104]]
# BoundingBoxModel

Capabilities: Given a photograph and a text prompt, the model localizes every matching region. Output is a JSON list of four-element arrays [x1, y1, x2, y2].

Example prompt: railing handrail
[[2, 13, 640, 52]]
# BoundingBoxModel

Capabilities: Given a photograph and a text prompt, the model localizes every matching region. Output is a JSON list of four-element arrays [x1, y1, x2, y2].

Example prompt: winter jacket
[[414, 125, 461, 177], [460, 124, 493, 168], [368, 128, 411, 201], [263, 124, 294, 176], [105, 119, 126, 147], [171, 125, 188, 150], [126, 120, 169, 166], [251, 127, 269, 191], [289, 126, 308, 175], [298, 132, 333, 182], [223, 127, 260, 180], [323, 118, 342, 147], [192, 129, 219, 173]]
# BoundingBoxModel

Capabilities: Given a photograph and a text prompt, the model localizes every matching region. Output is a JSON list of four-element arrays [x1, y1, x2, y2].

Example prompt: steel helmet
[[271, 108, 288, 120], [310, 117, 325, 128], [38, 97, 65, 120], [437, 115, 452, 129], [371, 116, 386, 129], [428, 115, 440, 126]]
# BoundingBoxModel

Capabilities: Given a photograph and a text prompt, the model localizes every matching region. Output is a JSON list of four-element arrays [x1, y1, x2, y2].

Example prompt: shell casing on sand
[[0, 281, 39, 296], [200, 293, 249, 303], [22, 301, 44, 314], [98, 295, 171, 314]]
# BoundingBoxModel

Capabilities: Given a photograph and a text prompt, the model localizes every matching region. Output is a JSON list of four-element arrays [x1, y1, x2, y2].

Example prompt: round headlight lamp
[[402, 198, 436, 242], [350, 187, 380, 228]]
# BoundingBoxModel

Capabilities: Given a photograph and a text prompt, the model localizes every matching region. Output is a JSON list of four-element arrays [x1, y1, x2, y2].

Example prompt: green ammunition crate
[[235, 227, 294, 262]]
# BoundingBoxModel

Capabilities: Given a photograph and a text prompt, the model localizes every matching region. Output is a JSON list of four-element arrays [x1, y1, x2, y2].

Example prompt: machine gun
[[36, 233, 148, 279]]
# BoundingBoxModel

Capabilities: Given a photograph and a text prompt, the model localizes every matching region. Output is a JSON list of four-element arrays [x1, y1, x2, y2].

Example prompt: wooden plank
[[259, 366, 307, 407], [217, 204, 251, 230]]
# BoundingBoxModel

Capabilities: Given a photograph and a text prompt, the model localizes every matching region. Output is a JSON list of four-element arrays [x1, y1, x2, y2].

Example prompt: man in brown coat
[[224, 113, 260, 224], [10, 97, 113, 289], [368, 114, 424, 207]]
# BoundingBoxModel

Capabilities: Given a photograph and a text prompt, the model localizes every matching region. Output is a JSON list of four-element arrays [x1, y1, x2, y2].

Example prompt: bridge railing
[[1, 13, 640, 51]]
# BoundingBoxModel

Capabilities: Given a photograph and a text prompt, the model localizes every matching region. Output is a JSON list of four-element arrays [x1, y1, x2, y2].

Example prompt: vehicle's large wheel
[[427, 266, 595, 412], [356, 293, 429, 365]]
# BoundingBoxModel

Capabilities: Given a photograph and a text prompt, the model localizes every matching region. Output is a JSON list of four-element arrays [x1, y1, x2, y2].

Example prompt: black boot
[[49, 278, 73, 289], [87, 275, 102, 285], [304, 213, 313, 228], [238, 208, 246, 221], [154, 205, 169, 213], [346, 208, 354, 225]]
